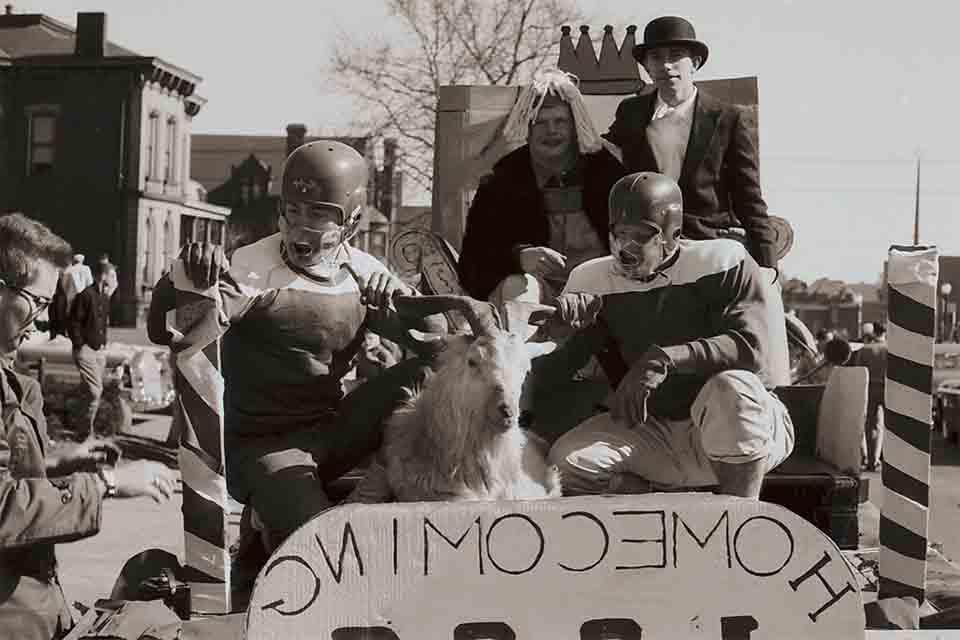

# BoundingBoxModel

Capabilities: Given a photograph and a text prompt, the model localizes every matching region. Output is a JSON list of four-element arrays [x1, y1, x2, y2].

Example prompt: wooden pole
[[878, 245, 939, 604]]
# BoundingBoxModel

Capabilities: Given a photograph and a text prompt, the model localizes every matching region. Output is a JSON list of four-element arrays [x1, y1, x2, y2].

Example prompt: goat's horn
[[394, 295, 500, 336]]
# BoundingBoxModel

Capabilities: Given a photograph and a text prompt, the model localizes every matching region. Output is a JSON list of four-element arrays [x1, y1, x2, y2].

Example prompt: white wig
[[501, 69, 603, 154]]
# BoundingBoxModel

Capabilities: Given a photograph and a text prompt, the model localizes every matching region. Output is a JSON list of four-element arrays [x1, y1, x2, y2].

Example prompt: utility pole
[[913, 151, 922, 245]]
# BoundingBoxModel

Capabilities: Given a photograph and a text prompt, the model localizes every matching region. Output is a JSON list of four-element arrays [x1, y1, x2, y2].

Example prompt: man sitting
[[542, 172, 794, 498], [148, 140, 445, 551], [457, 69, 626, 310]]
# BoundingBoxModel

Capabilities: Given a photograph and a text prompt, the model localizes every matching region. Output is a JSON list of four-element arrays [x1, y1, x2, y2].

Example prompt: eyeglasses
[[0, 279, 53, 316]]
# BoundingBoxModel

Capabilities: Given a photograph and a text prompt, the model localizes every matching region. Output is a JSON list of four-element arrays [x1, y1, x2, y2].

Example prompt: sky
[[17, 0, 960, 284]]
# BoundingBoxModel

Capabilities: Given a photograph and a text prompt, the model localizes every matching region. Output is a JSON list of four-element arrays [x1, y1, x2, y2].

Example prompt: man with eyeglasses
[[67, 262, 117, 441], [540, 173, 794, 499], [0, 213, 176, 640]]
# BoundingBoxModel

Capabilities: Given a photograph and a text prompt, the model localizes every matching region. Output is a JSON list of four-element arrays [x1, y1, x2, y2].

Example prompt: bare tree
[[328, 0, 583, 195]]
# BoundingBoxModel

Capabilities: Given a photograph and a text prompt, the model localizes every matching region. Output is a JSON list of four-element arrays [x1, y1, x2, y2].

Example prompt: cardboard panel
[[245, 494, 864, 639]]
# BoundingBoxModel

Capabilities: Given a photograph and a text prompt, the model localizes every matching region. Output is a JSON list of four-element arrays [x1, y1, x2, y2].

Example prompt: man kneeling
[[543, 172, 794, 498]]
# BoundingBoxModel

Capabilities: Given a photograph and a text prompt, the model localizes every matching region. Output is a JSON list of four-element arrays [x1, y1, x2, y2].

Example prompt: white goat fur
[[359, 329, 561, 502]]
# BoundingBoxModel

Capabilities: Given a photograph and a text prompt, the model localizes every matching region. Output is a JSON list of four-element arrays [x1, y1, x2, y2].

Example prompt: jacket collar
[[639, 89, 722, 187], [678, 90, 721, 187]]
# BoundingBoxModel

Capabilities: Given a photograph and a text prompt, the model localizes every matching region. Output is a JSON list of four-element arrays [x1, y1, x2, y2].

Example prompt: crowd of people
[[0, 14, 852, 639]]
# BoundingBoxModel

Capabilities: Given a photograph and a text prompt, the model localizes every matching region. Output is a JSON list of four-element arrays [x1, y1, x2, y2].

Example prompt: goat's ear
[[404, 328, 448, 357], [525, 340, 557, 360]]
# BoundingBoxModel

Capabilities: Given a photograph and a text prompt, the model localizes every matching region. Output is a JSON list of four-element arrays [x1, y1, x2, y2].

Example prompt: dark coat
[[0, 367, 103, 640], [457, 145, 627, 301], [605, 91, 777, 267]]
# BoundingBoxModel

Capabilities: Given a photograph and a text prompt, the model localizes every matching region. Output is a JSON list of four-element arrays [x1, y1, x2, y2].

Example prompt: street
[[54, 409, 960, 614]]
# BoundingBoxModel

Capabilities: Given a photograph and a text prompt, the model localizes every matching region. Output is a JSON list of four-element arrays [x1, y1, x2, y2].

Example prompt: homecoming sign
[[245, 494, 865, 639]]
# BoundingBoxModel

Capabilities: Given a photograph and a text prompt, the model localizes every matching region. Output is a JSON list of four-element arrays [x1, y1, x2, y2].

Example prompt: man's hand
[[358, 270, 412, 309], [517, 246, 566, 277], [180, 242, 229, 289], [552, 293, 603, 330], [112, 461, 177, 503], [49, 438, 121, 476], [610, 345, 675, 425]]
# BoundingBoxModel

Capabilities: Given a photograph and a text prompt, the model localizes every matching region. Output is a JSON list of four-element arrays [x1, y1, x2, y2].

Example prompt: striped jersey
[[211, 234, 391, 435], [554, 238, 777, 419]]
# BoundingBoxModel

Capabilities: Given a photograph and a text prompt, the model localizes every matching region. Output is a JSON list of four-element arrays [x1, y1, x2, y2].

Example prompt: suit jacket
[[606, 91, 777, 267], [0, 367, 103, 640], [68, 284, 111, 350], [457, 145, 627, 301]]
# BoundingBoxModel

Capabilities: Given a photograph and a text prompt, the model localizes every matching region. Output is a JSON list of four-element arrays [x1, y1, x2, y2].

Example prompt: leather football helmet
[[607, 172, 684, 279], [280, 140, 368, 244]]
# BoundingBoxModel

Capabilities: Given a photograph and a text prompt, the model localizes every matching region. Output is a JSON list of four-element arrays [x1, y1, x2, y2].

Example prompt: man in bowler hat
[[605, 16, 780, 281]]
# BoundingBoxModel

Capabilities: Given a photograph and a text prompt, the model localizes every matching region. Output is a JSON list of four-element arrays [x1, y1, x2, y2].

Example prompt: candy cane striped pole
[[170, 262, 232, 614], [878, 244, 939, 604]]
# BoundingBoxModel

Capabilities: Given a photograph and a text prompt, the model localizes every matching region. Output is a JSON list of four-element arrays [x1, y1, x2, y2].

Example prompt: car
[[933, 343, 960, 443], [935, 378, 960, 445], [13, 333, 175, 437]]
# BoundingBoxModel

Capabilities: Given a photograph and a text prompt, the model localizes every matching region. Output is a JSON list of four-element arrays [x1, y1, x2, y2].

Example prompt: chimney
[[75, 12, 107, 58], [285, 123, 307, 156], [380, 138, 398, 220]]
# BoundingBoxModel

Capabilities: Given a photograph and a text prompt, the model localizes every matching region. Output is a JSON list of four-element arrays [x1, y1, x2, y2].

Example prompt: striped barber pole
[[169, 263, 232, 614], [878, 244, 939, 604]]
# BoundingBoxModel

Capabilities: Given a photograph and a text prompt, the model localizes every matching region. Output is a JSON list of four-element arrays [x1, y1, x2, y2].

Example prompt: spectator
[[68, 263, 117, 440], [0, 212, 175, 640], [457, 69, 627, 308], [61, 254, 93, 313], [853, 324, 886, 471]]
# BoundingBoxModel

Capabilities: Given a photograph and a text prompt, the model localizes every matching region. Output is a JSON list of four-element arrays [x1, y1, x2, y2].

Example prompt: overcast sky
[[19, 0, 960, 284]]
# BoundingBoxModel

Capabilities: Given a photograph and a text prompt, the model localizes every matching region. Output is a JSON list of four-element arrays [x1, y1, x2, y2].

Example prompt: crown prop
[[558, 25, 650, 96]]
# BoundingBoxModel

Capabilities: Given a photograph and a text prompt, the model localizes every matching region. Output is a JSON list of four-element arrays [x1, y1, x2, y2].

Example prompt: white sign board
[[245, 494, 865, 639]]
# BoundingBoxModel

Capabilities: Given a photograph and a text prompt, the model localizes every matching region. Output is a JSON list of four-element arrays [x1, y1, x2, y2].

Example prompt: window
[[194, 217, 208, 244], [180, 215, 194, 246], [143, 213, 156, 285], [210, 220, 225, 245], [146, 112, 160, 179], [163, 215, 175, 270], [164, 117, 178, 183], [27, 109, 57, 175], [181, 133, 189, 186]]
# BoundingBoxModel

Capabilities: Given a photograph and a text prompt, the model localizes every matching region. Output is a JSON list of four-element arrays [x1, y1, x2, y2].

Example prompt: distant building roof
[[848, 283, 882, 304], [0, 13, 140, 58], [0, 11, 201, 98], [191, 134, 370, 196]]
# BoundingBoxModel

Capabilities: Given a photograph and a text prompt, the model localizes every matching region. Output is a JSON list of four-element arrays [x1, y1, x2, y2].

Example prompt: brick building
[[0, 8, 228, 326], [191, 125, 401, 262]]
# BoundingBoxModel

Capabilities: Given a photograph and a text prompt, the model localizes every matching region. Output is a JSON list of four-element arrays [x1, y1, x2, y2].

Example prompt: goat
[[349, 294, 562, 503]]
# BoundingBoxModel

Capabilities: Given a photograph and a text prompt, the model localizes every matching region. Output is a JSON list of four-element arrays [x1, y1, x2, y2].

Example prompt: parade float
[[65, 26, 959, 639]]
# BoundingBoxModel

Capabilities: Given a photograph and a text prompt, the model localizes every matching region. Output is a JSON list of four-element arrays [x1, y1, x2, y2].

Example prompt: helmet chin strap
[[611, 231, 681, 282], [280, 237, 350, 282]]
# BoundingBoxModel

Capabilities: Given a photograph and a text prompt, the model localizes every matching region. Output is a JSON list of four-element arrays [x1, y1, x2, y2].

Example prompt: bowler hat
[[632, 16, 709, 68]]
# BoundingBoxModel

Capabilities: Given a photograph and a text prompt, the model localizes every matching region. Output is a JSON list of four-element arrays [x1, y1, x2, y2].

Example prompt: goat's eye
[[467, 358, 479, 368]]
